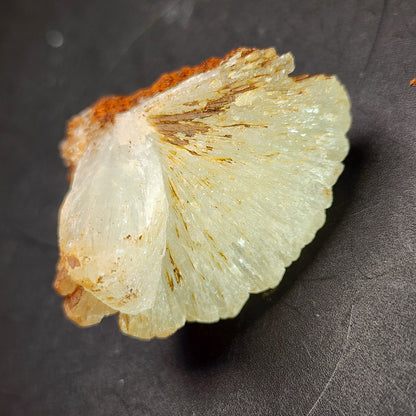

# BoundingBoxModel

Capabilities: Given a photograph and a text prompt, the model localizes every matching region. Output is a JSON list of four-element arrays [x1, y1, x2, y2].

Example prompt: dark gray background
[[1, 0, 415, 415]]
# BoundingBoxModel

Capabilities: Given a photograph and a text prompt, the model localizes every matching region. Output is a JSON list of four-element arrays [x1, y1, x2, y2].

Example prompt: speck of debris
[[410, 78, 416, 86]]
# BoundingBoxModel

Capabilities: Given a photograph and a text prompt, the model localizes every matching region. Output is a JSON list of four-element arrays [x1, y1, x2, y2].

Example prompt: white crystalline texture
[[55, 48, 351, 339]]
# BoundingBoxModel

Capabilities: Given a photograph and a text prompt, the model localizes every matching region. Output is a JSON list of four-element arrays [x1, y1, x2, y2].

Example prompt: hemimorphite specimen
[[55, 48, 351, 339]]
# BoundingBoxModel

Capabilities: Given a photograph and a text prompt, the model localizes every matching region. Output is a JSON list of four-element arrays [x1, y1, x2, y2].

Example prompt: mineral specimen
[[55, 47, 351, 339]]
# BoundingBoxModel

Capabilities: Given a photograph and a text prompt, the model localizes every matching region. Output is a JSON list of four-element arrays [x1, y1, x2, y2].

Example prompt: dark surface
[[1, 1, 415, 415]]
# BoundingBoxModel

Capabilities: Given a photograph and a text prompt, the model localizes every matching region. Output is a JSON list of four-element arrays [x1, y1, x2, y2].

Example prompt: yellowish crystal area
[[56, 48, 351, 339]]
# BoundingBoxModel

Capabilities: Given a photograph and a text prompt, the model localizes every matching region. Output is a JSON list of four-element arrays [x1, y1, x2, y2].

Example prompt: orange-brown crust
[[62, 48, 255, 178], [90, 47, 252, 127]]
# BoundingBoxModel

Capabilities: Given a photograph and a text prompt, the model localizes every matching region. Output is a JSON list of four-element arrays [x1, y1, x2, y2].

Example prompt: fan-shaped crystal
[[55, 48, 351, 339]]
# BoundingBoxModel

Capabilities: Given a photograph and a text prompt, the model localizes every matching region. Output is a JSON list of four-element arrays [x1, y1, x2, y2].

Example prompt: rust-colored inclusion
[[91, 48, 250, 127]]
